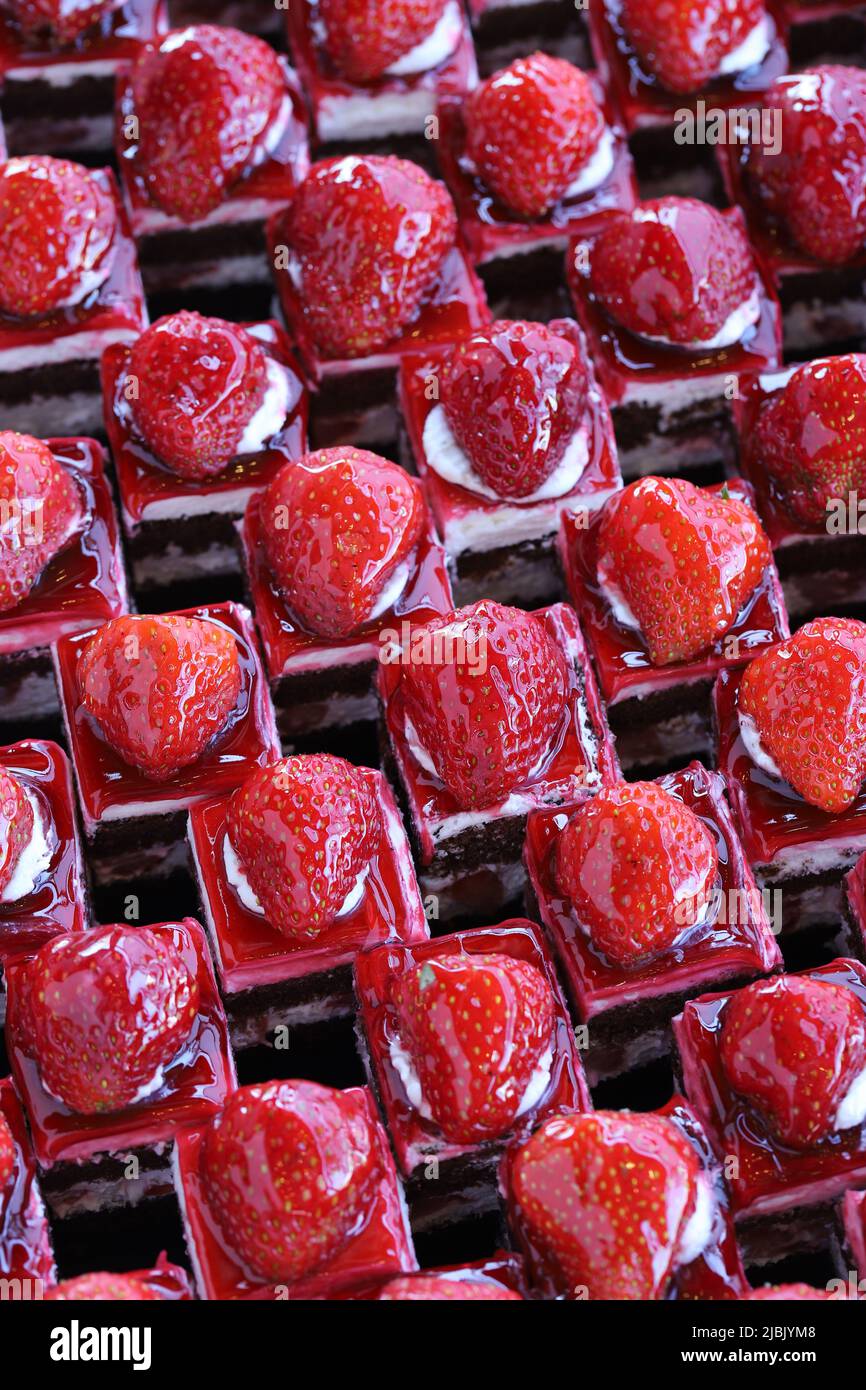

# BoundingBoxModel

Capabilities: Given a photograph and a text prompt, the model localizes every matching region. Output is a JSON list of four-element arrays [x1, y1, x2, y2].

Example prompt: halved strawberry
[[378, 1275, 522, 1301], [7, 0, 122, 45], [131, 25, 286, 222], [319, 0, 450, 82], [720, 974, 866, 1148], [226, 755, 382, 940], [201, 1080, 382, 1284], [260, 447, 426, 638], [747, 1284, 844, 1301], [0, 768, 35, 899], [78, 614, 242, 781], [509, 1110, 703, 1299], [619, 0, 768, 94], [596, 477, 772, 665], [441, 319, 589, 499], [465, 52, 605, 217], [399, 600, 568, 809], [10, 925, 199, 1115], [282, 155, 457, 359], [589, 198, 758, 345], [127, 313, 270, 481], [0, 431, 84, 613], [392, 951, 556, 1143], [556, 782, 718, 967], [750, 355, 866, 525], [46, 1273, 160, 1301], [0, 1111, 14, 1193], [0, 156, 117, 317], [747, 66, 866, 265], [738, 617, 866, 813]]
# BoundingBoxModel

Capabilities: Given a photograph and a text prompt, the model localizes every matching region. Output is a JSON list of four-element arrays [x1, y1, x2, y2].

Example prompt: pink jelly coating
[[0, 1077, 56, 1286]]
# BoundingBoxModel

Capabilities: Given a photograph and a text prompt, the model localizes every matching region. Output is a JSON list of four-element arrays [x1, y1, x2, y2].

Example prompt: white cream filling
[[676, 1173, 715, 1267], [717, 15, 774, 76], [368, 558, 412, 621], [637, 285, 761, 352], [835, 1066, 866, 1132], [423, 403, 589, 502], [598, 572, 640, 633], [223, 831, 368, 920], [562, 125, 616, 199], [54, 243, 117, 310], [1, 790, 53, 903], [389, 1034, 554, 1126], [383, 0, 463, 75], [738, 711, 785, 780], [237, 357, 293, 453]]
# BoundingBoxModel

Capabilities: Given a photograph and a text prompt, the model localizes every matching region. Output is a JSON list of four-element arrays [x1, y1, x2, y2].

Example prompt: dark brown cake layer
[[39, 1144, 173, 1218], [612, 395, 735, 481], [629, 126, 726, 205], [406, 1147, 501, 1232], [607, 677, 714, 772], [2, 71, 114, 122], [126, 512, 242, 583], [736, 1198, 842, 1267], [454, 534, 561, 607], [0, 356, 99, 405], [778, 264, 866, 356], [224, 963, 355, 1050], [87, 810, 190, 884], [273, 657, 378, 739]]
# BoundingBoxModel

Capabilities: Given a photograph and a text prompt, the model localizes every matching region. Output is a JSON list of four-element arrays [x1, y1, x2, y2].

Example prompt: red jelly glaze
[[673, 958, 866, 1215], [329, 1251, 528, 1300], [174, 1086, 417, 1300], [54, 600, 280, 827], [4, 916, 236, 1169], [525, 762, 782, 1019], [0, 1077, 56, 1287], [846, 852, 866, 954], [103, 323, 309, 526], [558, 480, 790, 707], [354, 920, 591, 1179], [0, 438, 127, 657], [108, 1255, 193, 1300], [189, 767, 428, 994], [714, 663, 866, 866], [0, 0, 166, 73], [435, 81, 637, 265], [842, 1187, 866, 1281], [0, 740, 87, 967], [379, 602, 620, 865]]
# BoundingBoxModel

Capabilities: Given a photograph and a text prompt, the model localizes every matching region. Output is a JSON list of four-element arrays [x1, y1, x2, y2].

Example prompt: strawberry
[[619, 0, 768, 94], [0, 1111, 14, 1193], [282, 155, 457, 359], [226, 755, 382, 940], [392, 951, 556, 1143], [0, 431, 84, 613], [130, 25, 286, 222], [556, 782, 719, 967], [201, 1080, 382, 1284], [319, 0, 450, 82], [750, 355, 866, 526], [0, 156, 117, 317], [441, 319, 589, 499], [260, 447, 426, 639], [399, 600, 568, 809], [509, 1110, 703, 1300], [78, 614, 242, 781], [46, 1273, 160, 1301], [720, 974, 866, 1148], [379, 1276, 522, 1301], [11, 925, 199, 1115], [747, 67, 866, 265], [0, 768, 35, 899], [465, 52, 606, 217], [127, 313, 270, 481], [747, 1284, 843, 1301], [738, 617, 866, 813], [596, 477, 772, 665], [589, 198, 758, 346], [6, 0, 122, 45]]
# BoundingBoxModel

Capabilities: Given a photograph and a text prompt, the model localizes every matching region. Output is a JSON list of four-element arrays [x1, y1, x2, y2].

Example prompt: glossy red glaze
[[5, 917, 236, 1169], [846, 852, 866, 954], [47, 1255, 193, 1300], [54, 600, 280, 828], [329, 1251, 528, 1300], [673, 958, 866, 1216], [842, 1187, 866, 1280], [103, 323, 308, 527], [379, 602, 619, 865], [0, 0, 165, 73], [189, 767, 428, 994], [525, 763, 781, 1018], [0, 740, 87, 967], [714, 663, 866, 866], [174, 1086, 417, 1300], [0, 439, 127, 657], [0, 1077, 55, 1287], [354, 920, 590, 1178]]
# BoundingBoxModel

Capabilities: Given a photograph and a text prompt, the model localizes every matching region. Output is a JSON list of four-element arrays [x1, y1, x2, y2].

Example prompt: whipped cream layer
[[223, 831, 368, 920], [423, 403, 589, 504], [717, 15, 773, 76], [1, 789, 53, 903], [384, 0, 463, 75], [389, 1034, 554, 1129]]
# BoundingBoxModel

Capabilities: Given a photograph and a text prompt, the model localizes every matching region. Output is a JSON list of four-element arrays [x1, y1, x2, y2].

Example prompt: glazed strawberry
[[201, 1081, 382, 1284], [393, 952, 556, 1143], [0, 156, 117, 317], [750, 355, 866, 526], [738, 618, 866, 813], [619, 0, 768, 94], [260, 447, 426, 638], [127, 313, 270, 481], [131, 26, 286, 222], [0, 1111, 14, 1193], [596, 477, 772, 665], [465, 53, 605, 218], [320, 0, 451, 82], [47, 1273, 160, 1301], [5, 0, 122, 45], [441, 319, 589, 499], [719, 974, 866, 1148], [589, 198, 758, 346], [556, 782, 719, 967], [11, 925, 199, 1115], [747, 67, 866, 265], [0, 431, 84, 613], [0, 768, 35, 899], [747, 1284, 842, 1301], [379, 1275, 522, 1301], [78, 614, 242, 780], [282, 155, 457, 358], [226, 755, 382, 940], [399, 600, 568, 809], [509, 1111, 705, 1299]]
